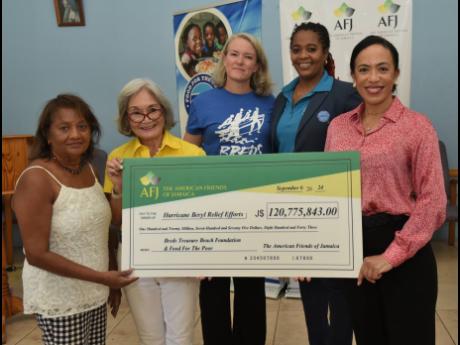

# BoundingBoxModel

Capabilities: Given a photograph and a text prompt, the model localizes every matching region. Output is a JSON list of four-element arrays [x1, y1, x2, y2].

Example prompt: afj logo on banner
[[378, 0, 401, 28], [333, 3, 355, 32], [291, 6, 312, 21]]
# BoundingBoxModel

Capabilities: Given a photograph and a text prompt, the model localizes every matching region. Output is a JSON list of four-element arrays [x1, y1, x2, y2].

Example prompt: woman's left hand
[[106, 158, 123, 194], [357, 255, 393, 286]]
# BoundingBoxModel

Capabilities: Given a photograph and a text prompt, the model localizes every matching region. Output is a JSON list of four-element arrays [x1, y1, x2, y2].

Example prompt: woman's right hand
[[106, 158, 123, 194], [102, 269, 138, 289]]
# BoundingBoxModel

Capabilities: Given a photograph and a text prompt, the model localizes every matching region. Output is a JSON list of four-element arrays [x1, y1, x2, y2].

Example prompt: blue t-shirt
[[187, 88, 275, 156]]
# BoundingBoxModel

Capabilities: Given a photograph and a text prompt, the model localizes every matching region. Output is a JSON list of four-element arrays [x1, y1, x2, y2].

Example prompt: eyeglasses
[[127, 106, 163, 123]]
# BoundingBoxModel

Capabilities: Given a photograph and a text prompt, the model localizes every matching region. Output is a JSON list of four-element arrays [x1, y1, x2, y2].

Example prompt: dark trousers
[[199, 277, 266, 345], [299, 278, 353, 345], [346, 214, 437, 345]]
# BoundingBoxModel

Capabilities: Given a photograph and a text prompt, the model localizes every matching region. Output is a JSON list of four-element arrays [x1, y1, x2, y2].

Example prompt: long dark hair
[[30, 94, 101, 161]]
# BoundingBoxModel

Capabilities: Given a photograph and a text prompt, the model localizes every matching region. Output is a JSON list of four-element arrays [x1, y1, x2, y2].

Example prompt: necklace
[[362, 111, 384, 133], [52, 155, 84, 175], [363, 122, 378, 133]]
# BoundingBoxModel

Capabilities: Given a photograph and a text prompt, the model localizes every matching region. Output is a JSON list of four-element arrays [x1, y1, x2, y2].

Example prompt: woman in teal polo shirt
[[269, 22, 361, 345]]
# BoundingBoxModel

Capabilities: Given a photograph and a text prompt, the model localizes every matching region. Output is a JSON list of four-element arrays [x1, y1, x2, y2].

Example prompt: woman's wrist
[[111, 187, 122, 199]]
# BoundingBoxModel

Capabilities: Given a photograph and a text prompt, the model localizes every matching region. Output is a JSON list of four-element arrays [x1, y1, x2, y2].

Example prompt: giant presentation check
[[121, 152, 362, 277]]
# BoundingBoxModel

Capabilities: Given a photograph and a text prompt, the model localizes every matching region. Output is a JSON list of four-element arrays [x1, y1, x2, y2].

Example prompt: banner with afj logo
[[279, 0, 412, 105], [173, 0, 262, 136]]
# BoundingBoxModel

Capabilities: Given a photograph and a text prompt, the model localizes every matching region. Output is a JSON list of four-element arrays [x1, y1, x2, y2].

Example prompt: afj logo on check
[[139, 171, 160, 199]]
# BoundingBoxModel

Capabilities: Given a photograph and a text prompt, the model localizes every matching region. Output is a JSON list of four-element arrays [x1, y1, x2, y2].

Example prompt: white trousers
[[118, 247, 199, 345]]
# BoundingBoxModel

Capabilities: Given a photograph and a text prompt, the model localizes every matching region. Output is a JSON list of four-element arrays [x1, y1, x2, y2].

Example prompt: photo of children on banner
[[178, 12, 230, 78], [216, 22, 228, 50], [180, 23, 203, 78]]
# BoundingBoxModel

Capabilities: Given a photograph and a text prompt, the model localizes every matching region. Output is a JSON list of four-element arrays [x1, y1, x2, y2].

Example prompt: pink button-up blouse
[[325, 97, 446, 267]]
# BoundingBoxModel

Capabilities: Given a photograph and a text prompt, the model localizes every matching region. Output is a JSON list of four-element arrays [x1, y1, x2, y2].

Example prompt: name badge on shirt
[[317, 110, 331, 123]]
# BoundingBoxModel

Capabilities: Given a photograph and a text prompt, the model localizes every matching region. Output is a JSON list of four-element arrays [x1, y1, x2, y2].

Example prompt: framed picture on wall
[[53, 0, 85, 27]]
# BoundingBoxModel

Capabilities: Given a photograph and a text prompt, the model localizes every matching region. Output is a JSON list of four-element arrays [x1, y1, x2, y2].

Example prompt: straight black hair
[[350, 35, 399, 72]]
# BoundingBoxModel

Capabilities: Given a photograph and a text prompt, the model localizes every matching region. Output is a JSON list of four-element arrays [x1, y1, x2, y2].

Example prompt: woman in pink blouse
[[325, 35, 446, 345]]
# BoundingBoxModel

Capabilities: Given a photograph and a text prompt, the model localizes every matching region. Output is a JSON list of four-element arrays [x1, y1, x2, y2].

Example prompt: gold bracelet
[[111, 189, 122, 199]]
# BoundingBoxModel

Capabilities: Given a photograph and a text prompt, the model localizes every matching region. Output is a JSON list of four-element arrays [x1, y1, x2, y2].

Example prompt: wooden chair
[[2, 135, 31, 343], [2, 226, 23, 344], [439, 140, 458, 246], [2, 135, 34, 267]]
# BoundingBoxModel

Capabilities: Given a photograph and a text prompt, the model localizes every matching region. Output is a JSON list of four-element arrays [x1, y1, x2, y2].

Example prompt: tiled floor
[[4, 240, 457, 345]]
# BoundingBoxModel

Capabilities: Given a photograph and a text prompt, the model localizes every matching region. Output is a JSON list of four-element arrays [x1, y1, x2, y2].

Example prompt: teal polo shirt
[[276, 70, 333, 152]]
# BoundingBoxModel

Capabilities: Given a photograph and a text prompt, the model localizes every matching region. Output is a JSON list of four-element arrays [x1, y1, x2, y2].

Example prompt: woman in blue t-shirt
[[184, 33, 275, 345]]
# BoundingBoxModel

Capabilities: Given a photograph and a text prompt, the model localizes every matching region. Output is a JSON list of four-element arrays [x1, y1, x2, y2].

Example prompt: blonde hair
[[212, 33, 273, 96], [116, 78, 175, 136]]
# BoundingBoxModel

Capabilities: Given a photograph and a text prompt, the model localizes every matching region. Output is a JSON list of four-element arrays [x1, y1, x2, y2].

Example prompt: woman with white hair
[[105, 78, 205, 345]]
